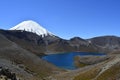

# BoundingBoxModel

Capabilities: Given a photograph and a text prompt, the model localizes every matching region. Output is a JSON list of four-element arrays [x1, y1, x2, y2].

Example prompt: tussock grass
[[97, 62, 120, 80], [74, 67, 101, 80]]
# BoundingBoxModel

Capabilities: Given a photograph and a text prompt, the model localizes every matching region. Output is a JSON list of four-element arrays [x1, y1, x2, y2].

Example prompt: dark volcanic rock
[[0, 67, 17, 80]]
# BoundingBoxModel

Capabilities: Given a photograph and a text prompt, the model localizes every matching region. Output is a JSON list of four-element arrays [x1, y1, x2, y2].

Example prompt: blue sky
[[0, 0, 120, 39]]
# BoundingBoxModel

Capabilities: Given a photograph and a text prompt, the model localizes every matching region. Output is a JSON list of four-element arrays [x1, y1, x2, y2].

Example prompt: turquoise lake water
[[42, 52, 105, 70]]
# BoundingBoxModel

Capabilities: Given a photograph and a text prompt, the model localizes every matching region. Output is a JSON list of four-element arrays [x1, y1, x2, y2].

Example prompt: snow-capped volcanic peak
[[10, 20, 53, 37]]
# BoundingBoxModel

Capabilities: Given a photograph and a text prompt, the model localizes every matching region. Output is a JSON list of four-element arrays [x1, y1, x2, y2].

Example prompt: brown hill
[[0, 33, 62, 80]]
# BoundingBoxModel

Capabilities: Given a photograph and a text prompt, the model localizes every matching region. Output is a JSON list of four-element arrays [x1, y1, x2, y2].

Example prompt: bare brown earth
[[45, 53, 120, 80], [0, 33, 63, 80]]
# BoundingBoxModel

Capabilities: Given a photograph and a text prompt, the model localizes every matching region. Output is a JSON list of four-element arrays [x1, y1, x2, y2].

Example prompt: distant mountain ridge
[[0, 20, 120, 55], [89, 36, 120, 53]]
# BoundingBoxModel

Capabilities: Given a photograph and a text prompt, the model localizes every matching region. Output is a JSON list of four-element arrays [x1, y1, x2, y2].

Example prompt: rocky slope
[[89, 36, 120, 53], [73, 53, 120, 80], [0, 33, 62, 80]]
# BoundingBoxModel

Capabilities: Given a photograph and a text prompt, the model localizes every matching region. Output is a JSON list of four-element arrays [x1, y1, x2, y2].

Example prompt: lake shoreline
[[42, 52, 106, 70]]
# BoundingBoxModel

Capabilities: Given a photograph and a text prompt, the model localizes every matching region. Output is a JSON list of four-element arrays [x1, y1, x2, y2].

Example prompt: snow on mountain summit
[[9, 20, 53, 37]]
